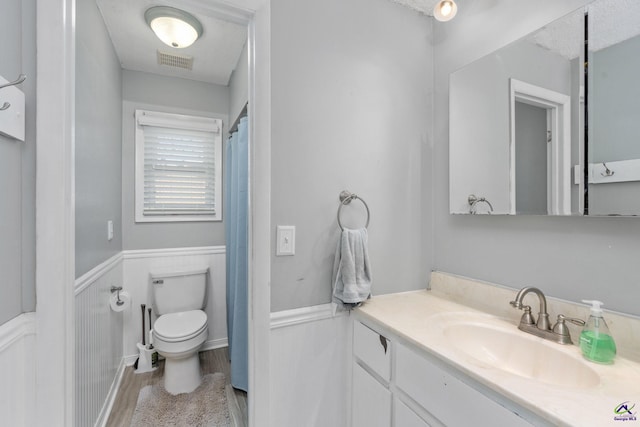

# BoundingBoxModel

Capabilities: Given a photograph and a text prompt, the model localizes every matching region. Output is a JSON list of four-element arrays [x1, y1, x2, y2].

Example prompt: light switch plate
[[107, 220, 114, 241], [276, 225, 295, 256]]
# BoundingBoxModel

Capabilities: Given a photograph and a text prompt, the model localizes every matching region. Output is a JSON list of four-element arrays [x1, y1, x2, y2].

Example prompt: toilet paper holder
[[110, 286, 124, 306]]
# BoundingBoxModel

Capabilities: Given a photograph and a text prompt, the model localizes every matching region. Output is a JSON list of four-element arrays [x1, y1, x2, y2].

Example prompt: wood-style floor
[[106, 348, 248, 427]]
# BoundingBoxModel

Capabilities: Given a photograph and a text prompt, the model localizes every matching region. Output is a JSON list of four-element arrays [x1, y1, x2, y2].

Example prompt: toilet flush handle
[[152, 279, 164, 285]]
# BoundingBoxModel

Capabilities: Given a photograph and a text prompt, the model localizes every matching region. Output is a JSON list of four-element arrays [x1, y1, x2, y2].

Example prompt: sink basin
[[443, 321, 600, 388]]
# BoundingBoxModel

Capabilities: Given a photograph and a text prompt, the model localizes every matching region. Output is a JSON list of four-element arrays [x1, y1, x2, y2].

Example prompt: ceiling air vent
[[157, 50, 194, 70]]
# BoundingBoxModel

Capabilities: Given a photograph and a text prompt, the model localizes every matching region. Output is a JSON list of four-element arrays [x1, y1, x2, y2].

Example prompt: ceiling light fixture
[[145, 6, 203, 49], [433, 0, 458, 22]]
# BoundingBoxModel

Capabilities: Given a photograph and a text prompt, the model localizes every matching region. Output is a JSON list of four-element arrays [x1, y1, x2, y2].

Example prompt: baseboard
[[202, 337, 229, 351], [123, 354, 139, 367], [270, 303, 347, 329], [122, 246, 225, 259], [94, 358, 126, 427]]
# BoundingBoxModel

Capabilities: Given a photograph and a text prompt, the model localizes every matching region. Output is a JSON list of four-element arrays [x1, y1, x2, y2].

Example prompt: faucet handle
[[555, 314, 585, 327], [552, 314, 586, 345]]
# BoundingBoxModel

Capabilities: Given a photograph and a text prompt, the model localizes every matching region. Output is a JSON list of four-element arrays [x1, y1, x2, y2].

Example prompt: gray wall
[[588, 35, 640, 216], [434, 0, 640, 316], [590, 35, 640, 162], [270, 0, 433, 311], [75, 0, 123, 277], [0, 0, 36, 323], [229, 41, 249, 126], [589, 183, 640, 216], [121, 70, 229, 250]]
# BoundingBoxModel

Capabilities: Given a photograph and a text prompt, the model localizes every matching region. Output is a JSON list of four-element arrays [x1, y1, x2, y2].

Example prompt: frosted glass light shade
[[434, 0, 458, 22], [145, 6, 203, 49]]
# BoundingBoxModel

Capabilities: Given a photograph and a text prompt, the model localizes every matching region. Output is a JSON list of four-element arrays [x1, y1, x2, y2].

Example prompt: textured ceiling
[[588, 0, 640, 52], [96, 0, 247, 85], [529, 0, 640, 60]]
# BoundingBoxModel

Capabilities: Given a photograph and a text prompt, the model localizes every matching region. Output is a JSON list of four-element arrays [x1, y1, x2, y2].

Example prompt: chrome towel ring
[[468, 194, 494, 214], [337, 190, 370, 231]]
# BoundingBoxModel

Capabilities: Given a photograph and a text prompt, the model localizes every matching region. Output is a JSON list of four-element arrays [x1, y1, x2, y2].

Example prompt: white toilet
[[151, 267, 209, 395]]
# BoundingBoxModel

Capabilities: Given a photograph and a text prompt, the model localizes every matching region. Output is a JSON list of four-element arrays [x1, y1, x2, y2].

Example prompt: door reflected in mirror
[[510, 79, 572, 215]]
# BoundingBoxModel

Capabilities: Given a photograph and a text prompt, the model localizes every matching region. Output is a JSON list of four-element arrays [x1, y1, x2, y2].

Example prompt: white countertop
[[356, 289, 640, 427]]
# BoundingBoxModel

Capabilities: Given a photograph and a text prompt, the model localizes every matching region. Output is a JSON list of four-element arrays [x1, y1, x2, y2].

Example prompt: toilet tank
[[151, 267, 209, 315]]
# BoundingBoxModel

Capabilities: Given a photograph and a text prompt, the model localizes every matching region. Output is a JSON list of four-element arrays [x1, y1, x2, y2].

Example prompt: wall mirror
[[449, 0, 640, 216]]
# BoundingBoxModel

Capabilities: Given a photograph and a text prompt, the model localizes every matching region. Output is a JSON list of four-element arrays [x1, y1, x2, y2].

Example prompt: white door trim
[[509, 78, 572, 215], [187, 3, 273, 424], [35, 0, 76, 424], [36, 0, 272, 425], [247, 3, 272, 425]]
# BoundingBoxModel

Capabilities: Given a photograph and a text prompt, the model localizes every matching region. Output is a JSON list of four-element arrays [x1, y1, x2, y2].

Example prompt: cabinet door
[[395, 399, 433, 427], [352, 363, 391, 427]]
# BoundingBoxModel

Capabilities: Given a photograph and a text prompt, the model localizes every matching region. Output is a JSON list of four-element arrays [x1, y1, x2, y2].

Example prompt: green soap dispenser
[[580, 300, 616, 364]]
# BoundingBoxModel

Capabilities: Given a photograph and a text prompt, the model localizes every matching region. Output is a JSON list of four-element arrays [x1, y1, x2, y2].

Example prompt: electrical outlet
[[276, 226, 295, 256]]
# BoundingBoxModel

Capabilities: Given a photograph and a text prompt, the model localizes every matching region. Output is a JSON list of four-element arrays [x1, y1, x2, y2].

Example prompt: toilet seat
[[154, 310, 207, 343]]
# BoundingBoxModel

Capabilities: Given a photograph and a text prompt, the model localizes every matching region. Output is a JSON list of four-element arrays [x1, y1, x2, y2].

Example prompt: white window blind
[[135, 110, 222, 222]]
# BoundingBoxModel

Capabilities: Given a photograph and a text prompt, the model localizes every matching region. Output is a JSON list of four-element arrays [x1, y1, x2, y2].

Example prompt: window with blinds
[[134, 110, 222, 222]]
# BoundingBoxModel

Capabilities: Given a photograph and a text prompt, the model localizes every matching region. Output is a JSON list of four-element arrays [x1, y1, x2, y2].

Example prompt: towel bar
[[337, 190, 370, 231]]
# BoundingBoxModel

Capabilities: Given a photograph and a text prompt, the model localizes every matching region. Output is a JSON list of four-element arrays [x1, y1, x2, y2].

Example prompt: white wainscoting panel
[[74, 253, 124, 427], [270, 305, 350, 427], [122, 246, 227, 361], [0, 313, 36, 427]]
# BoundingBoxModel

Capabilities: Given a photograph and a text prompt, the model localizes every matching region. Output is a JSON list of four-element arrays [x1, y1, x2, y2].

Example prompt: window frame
[[134, 109, 223, 223]]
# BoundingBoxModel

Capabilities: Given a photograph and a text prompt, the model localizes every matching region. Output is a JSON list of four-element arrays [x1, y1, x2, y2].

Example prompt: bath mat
[[130, 373, 230, 426]]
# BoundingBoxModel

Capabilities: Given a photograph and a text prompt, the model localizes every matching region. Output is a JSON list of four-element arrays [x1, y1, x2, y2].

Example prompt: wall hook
[[0, 74, 26, 113], [601, 162, 615, 177], [0, 74, 26, 91]]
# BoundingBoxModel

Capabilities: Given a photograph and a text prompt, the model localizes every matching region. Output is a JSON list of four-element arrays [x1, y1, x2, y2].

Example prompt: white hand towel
[[332, 228, 372, 310]]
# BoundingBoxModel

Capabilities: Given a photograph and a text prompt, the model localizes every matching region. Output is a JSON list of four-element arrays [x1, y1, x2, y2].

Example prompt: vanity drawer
[[353, 321, 391, 381], [396, 343, 531, 427]]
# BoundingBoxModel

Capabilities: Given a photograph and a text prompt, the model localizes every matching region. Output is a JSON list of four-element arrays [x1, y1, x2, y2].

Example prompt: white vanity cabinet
[[352, 319, 532, 427]]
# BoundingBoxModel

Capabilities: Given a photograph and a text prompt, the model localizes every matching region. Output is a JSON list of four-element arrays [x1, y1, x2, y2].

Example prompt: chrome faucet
[[510, 286, 550, 330], [510, 287, 585, 345]]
